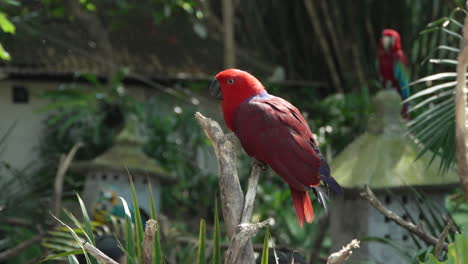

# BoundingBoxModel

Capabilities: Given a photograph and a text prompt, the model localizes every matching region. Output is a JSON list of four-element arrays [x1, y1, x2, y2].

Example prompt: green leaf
[[197, 219, 206, 264], [76, 194, 96, 245], [0, 12, 15, 33], [50, 214, 92, 264], [212, 198, 221, 264], [260, 226, 270, 264], [129, 173, 143, 263], [119, 197, 136, 264], [1, 0, 21, 6], [41, 249, 84, 262], [148, 182, 163, 264], [68, 255, 80, 264], [0, 42, 11, 60]]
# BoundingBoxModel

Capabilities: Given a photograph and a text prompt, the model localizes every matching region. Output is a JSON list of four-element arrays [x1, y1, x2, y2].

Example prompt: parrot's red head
[[210, 69, 266, 131], [380, 29, 402, 52]]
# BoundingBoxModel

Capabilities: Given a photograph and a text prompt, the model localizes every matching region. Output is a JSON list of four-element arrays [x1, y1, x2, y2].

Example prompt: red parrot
[[377, 29, 411, 119], [210, 69, 342, 227]]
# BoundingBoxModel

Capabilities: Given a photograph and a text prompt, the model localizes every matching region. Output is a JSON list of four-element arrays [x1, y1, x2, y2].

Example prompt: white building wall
[[0, 81, 53, 170]]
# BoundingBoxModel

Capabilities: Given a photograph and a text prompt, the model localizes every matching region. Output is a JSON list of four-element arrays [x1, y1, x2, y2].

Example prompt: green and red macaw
[[210, 69, 342, 227], [378, 29, 411, 119]]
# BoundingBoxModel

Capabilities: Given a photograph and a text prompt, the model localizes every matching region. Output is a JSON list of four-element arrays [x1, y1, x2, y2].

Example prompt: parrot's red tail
[[291, 189, 314, 227]]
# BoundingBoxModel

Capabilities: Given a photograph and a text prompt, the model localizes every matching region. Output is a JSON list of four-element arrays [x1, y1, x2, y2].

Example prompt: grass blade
[[260, 226, 270, 264], [128, 173, 143, 263], [148, 181, 163, 264], [212, 198, 221, 264], [41, 249, 84, 262], [76, 194, 96, 245], [119, 197, 136, 264], [197, 219, 206, 264]]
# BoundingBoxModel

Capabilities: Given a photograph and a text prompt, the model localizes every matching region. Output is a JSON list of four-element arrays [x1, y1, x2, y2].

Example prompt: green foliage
[[419, 232, 468, 264], [197, 219, 206, 264], [212, 198, 221, 264], [0, 1, 16, 60], [406, 7, 466, 172], [260, 226, 270, 264]]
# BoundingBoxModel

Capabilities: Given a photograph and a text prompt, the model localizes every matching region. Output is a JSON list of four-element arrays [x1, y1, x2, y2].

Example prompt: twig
[[240, 160, 264, 224], [53, 142, 83, 217], [142, 219, 158, 264], [326, 239, 360, 264], [309, 214, 330, 264], [224, 219, 272, 264], [195, 112, 255, 263], [1, 217, 34, 228], [361, 185, 448, 250], [435, 220, 453, 260], [0, 233, 47, 262], [83, 242, 119, 264]]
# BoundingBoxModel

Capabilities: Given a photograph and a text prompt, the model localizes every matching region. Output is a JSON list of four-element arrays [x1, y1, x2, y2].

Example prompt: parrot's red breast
[[214, 69, 342, 227]]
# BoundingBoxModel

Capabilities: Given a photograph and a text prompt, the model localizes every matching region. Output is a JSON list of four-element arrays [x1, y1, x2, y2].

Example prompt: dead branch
[[303, 0, 342, 93], [53, 142, 83, 217], [83, 242, 119, 264], [435, 220, 453, 260], [240, 160, 264, 224], [326, 239, 360, 264], [195, 112, 255, 263], [309, 214, 330, 264], [142, 219, 158, 264], [0, 233, 46, 262], [224, 219, 272, 264], [361, 185, 448, 250]]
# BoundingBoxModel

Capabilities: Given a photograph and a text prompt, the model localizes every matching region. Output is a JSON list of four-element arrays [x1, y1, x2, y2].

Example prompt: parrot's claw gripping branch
[[195, 112, 269, 264]]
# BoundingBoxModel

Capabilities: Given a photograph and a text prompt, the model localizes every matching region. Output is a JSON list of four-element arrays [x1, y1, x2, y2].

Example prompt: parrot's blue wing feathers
[[309, 141, 343, 194], [394, 60, 410, 100]]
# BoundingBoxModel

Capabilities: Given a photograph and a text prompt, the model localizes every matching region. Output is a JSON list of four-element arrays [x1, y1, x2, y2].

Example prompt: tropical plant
[[406, 7, 467, 173], [43, 175, 272, 264], [418, 232, 468, 264]]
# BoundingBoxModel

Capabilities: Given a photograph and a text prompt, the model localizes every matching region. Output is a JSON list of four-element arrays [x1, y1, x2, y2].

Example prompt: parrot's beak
[[210, 79, 222, 100], [382, 36, 393, 51]]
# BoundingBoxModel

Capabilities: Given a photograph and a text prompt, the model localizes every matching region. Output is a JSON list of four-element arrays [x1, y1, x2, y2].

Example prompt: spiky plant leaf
[[212, 198, 221, 264], [260, 226, 270, 264], [197, 219, 206, 264], [148, 182, 163, 264], [119, 197, 136, 264], [41, 249, 84, 262], [128, 173, 143, 263]]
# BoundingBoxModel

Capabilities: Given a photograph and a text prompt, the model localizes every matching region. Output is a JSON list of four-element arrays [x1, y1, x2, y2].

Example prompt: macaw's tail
[[291, 189, 314, 227]]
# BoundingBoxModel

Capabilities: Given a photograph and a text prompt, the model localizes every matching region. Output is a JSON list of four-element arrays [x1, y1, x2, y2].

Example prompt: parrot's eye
[[227, 79, 234, 85]]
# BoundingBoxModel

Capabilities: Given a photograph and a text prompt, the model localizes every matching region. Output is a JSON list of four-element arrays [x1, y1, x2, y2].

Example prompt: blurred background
[[0, 0, 467, 263]]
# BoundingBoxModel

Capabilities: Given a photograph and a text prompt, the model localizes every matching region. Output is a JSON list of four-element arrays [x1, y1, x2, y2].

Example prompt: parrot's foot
[[307, 186, 328, 214], [251, 159, 268, 171]]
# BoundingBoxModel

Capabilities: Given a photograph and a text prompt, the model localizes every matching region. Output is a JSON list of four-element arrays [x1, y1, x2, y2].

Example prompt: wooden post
[[222, 0, 236, 68], [455, 1, 468, 201]]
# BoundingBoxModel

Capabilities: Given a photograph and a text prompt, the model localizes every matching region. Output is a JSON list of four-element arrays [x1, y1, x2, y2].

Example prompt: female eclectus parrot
[[378, 29, 411, 119], [210, 69, 342, 227]]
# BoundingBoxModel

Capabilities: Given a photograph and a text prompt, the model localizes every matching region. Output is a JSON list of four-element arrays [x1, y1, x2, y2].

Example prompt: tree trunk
[[222, 0, 236, 68], [455, 1, 468, 201], [303, 0, 343, 93]]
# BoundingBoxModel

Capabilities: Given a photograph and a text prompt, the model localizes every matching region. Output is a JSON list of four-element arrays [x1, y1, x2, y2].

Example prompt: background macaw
[[378, 29, 411, 119], [210, 69, 342, 227]]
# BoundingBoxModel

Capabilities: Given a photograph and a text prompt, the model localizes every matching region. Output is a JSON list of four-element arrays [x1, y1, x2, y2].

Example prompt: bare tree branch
[[326, 239, 360, 264], [83, 242, 119, 264], [360, 185, 448, 250], [240, 160, 264, 224], [435, 220, 453, 260], [224, 219, 271, 264], [195, 112, 255, 263], [0, 233, 46, 262], [53, 142, 83, 217]]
